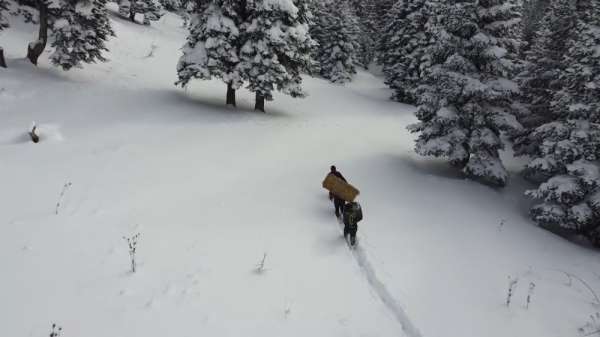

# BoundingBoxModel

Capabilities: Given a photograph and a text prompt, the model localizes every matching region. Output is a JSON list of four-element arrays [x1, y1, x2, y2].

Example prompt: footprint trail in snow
[[339, 218, 422, 337]]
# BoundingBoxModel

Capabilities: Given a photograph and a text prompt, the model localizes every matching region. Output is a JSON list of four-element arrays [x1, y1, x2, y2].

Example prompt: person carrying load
[[322, 165, 363, 246], [327, 165, 347, 218]]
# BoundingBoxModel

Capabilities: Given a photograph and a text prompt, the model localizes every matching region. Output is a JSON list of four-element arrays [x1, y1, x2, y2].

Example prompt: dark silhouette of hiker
[[343, 201, 363, 246], [328, 165, 347, 218]]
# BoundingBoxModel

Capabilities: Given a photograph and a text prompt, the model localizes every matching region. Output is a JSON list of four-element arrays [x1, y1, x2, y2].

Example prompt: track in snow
[[339, 220, 422, 337]]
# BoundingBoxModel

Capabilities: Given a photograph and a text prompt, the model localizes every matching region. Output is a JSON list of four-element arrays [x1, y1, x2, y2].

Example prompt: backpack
[[343, 202, 363, 227]]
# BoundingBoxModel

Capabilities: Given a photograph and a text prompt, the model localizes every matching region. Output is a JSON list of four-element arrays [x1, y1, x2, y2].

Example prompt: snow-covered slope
[[1, 9, 600, 337]]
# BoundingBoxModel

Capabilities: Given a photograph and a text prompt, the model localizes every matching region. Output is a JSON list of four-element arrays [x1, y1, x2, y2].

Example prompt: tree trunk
[[26, 0, 49, 66], [254, 93, 265, 112], [226, 82, 236, 106], [0, 47, 6, 68]]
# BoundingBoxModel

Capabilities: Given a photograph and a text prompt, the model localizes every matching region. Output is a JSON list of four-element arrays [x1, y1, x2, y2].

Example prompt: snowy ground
[[2, 9, 600, 337]]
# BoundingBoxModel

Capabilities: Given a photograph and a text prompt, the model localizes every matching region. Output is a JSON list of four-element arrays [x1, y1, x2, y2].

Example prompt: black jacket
[[332, 171, 347, 182]]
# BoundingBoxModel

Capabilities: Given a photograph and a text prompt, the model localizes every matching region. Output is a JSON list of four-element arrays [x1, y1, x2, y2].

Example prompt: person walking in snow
[[328, 165, 347, 218], [342, 201, 362, 246]]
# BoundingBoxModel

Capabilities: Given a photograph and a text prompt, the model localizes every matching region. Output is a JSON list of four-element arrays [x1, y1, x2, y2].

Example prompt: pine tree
[[238, 0, 315, 112], [346, 0, 376, 68], [348, 0, 394, 67], [119, 0, 163, 24], [371, 0, 395, 32], [158, 0, 180, 12], [310, 0, 360, 83], [551, 0, 600, 124], [523, 0, 600, 246], [407, 0, 522, 187], [478, 0, 522, 55], [521, 0, 549, 54], [517, 0, 576, 127], [50, 0, 115, 70], [118, 0, 132, 19], [19, 0, 114, 67], [177, 0, 243, 106], [134, 0, 163, 25], [0, 0, 9, 68], [378, 0, 431, 104]]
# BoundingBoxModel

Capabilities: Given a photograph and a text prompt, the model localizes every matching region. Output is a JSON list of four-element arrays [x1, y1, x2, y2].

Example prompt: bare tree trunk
[[254, 93, 265, 112], [0, 47, 6, 68], [226, 82, 236, 106], [26, 0, 49, 66]]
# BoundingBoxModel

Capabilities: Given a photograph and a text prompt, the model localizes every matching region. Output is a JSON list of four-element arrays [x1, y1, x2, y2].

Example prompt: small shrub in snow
[[254, 252, 267, 274], [525, 282, 535, 309], [506, 276, 518, 307], [579, 312, 600, 336], [49, 323, 62, 337], [123, 233, 140, 273], [284, 302, 291, 318], [560, 271, 600, 306], [498, 219, 506, 232], [55, 182, 73, 215], [144, 43, 158, 58]]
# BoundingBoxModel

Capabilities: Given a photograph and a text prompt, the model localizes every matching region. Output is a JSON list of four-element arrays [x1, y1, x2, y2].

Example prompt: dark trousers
[[344, 224, 358, 244], [334, 198, 345, 217]]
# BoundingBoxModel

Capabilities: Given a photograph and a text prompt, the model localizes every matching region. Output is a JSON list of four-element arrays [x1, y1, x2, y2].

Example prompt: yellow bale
[[322, 173, 360, 202]]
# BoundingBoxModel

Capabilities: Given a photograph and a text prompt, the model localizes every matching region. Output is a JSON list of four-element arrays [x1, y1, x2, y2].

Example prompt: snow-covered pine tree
[[370, 0, 395, 35], [551, 0, 600, 124], [158, 0, 179, 12], [524, 123, 600, 241], [0, 0, 9, 67], [407, 0, 522, 187], [524, 0, 600, 245], [118, 0, 133, 20], [20, 0, 114, 67], [478, 0, 522, 56], [177, 0, 243, 106], [50, 0, 115, 70], [378, 0, 431, 104], [120, 0, 163, 24], [521, 0, 549, 55], [517, 0, 576, 128], [309, 0, 360, 83], [238, 0, 315, 112], [344, 2, 369, 68], [345, 0, 372, 67], [133, 0, 163, 25]]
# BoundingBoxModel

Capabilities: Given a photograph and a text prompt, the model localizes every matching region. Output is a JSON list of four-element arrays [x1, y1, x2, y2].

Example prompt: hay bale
[[322, 173, 360, 202]]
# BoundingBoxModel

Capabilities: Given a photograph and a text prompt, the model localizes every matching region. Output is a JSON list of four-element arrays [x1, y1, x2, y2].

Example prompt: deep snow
[[2, 7, 600, 337]]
